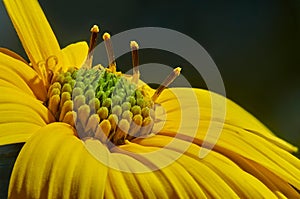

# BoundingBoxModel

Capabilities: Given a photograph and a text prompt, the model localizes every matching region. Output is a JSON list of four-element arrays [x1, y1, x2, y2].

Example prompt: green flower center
[[46, 66, 155, 145]]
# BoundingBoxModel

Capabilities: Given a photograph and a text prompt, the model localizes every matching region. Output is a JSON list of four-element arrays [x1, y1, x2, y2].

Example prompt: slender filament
[[152, 67, 181, 101], [103, 32, 116, 72], [130, 41, 140, 84], [86, 25, 99, 68]]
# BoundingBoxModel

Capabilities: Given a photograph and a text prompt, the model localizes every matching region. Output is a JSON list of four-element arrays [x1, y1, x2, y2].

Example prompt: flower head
[[1, 0, 300, 198]]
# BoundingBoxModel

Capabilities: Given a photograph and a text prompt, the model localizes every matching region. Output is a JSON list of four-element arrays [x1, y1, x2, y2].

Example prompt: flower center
[[45, 25, 181, 146], [47, 65, 157, 145]]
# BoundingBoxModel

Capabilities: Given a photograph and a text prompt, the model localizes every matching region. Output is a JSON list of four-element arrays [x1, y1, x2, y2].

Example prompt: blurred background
[[0, 0, 299, 153]]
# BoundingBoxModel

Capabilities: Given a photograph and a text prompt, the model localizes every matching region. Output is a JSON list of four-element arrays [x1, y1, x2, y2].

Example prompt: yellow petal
[[189, 121, 300, 192], [0, 48, 28, 64], [86, 140, 170, 198], [154, 87, 300, 196], [132, 135, 297, 198], [158, 120, 300, 195], [118, 140, 237, 198], [3, 0, 61, 68], [158, 88, 297, 152], [0, 52, 47, 101], [9, 123, 108, 198], [0, 87, 54, 145], [61, 42, 88, 71]]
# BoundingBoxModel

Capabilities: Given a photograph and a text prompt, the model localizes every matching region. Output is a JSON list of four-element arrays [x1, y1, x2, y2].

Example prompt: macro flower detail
[[1, 0, 300, 198]]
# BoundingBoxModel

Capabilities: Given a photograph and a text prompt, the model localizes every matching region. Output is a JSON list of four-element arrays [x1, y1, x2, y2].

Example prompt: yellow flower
[[1, 0, 300, 198]]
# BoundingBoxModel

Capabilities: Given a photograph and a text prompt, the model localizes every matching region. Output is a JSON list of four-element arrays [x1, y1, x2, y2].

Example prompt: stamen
[[127, 114, 143, 139], [78, 104, 91, 128], [62, 111, 77, 127], [59, 92, 71, 111], [130, 41, 140, 84], [113, 119, 130, 145], [97, 107, 109, 120], [59, 100, 73, 121], [48, 94, 60, 118], [85, 114, 100, 132], [87, 25, 100, 68], [46, 56, 58, 72], [108, 114, 118, 132], [95, 119, 111, 142], [140, 116, 154, 137], [89, 25, 100, 53], [103, 32, 116, 72], [151, 67, 181, 101], [46, 56, 58, 86], [37, 61, 47, 86]]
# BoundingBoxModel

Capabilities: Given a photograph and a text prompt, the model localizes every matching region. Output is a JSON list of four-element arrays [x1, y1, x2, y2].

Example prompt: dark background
[[0, 0, 299, 154]]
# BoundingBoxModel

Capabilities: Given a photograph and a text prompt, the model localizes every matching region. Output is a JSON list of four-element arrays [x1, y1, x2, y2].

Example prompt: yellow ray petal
[[9, 123, 108, 198], [193, 123, 300, 191], [112, 145, 205, 198], [158, 88, 297, 152], [3, 0, 61, 68], [230, 155, 300, 198], [0, 87, 54, 145], [133, 135, 295, 198], [0, 48, 28, 64], [85, 139, 170, 198], [0, 123, 42, 145], [61, 42, 88, 71], [0, 52, 47, 101], [106, 156, 145, 198], [118, 141, 237, 198], [177, 151, 277, 198], [149, 87, 299, 195], [157, 120, 300, 194]]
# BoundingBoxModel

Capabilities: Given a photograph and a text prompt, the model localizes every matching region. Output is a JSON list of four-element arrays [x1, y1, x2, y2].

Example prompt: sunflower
[[1, 0, 300, 198]]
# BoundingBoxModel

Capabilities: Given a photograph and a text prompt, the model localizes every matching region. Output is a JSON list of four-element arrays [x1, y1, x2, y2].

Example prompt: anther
[[141, 107, 150, 118], [49, 87, 60, 98], [131, 105, 142, 115], [112, 105, 122, 117], [102, 98, 112, 108], [108, 114, 118, 132], [87, 25, 100, 68], [62, 111, 77, 127], [85, 114, 100, 133], [59, 100, 73, 121], [130, 41, 140, 84], [46, 56, 58, 72], [74, 95, 86, 110], [89, 98, 100, 112], [78, 104, 91, 128], [152, 67, 181, 101], [95, 119, 111, 143], [128, 114, 143, 138], [121, 102, 131, 112], [59, 92, 71, 110], [48, 94, 60, 118], [97, 107, 109, 120], [103, 32, 116, 72], [122, 110, 133, 123], [140, 117, 154, 137], [62, 83, 72, 93], [72, 87, 83, 97], [113, 119, 130, 145]]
